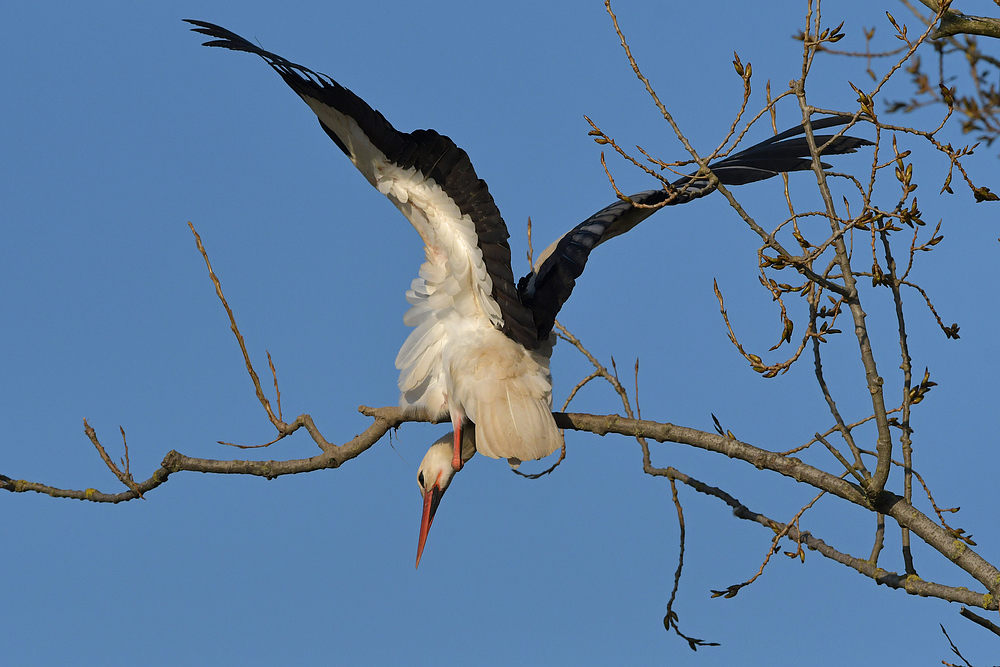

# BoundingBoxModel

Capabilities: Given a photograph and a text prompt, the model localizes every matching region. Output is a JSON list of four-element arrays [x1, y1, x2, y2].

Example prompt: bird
[[185, 20, 872, 567]]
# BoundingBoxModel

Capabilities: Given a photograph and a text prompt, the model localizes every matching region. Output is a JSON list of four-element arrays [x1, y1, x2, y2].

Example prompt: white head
[[415, 428, 476, 568]]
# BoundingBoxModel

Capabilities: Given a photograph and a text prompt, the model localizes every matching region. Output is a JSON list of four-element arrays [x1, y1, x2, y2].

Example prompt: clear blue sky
[[3, 0, 997, 664]]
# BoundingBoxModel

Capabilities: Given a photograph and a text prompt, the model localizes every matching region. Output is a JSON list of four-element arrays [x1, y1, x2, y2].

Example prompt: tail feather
[[449, 328, 561, 464], [470, 388, 562, 464]]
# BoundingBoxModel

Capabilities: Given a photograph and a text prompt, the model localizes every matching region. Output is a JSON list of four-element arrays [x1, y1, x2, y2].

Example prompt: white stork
[[186, 21, 872, 567]]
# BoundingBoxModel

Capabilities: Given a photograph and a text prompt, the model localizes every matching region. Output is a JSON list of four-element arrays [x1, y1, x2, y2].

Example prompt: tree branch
[[9, 405, 997, 606], [644, 465, 994, 608], [914, 0, 1000, 39]]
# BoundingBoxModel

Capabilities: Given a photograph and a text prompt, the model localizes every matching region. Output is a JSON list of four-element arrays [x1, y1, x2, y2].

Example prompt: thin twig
[[188, 222, 285, 431], [663, 478, 720, 650], [83, 419, 144, 499]]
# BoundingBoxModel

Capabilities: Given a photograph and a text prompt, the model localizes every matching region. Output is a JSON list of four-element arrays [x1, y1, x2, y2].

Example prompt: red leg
[[451, 416, 463, 472]]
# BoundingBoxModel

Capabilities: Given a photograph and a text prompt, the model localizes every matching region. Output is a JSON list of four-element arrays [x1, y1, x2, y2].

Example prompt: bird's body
[[187, 19, 872, 566], [415, 318, 559, 465], [394, 208, 561, 467]]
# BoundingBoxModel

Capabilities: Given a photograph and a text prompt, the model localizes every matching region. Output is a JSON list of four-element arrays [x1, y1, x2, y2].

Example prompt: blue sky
[[3, 0, 997, 664]]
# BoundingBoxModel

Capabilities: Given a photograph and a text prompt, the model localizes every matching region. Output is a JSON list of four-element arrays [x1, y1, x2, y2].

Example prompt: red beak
[[416, 482, 445, 569]]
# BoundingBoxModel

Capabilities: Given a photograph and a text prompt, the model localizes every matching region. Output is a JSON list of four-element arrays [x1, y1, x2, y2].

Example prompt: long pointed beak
[[416, 483, 445, 569]]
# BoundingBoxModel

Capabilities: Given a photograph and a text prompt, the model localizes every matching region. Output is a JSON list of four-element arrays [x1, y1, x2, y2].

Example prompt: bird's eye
[[417, 472, 424, 488]]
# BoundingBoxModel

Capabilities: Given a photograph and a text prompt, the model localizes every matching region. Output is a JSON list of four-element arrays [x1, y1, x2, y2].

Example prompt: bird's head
[[415, 427, 476, 568]]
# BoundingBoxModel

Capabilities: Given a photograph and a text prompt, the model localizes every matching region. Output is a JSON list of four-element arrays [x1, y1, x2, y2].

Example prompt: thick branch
[[551, 412, 999, 600], [797, 113, 895, 497], [915, 0, 1000, 39], [659, 466, 992, 608]]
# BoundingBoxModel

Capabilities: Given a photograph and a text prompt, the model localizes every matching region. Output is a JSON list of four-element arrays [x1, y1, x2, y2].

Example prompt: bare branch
[[645, 465, 995, 608], [83, 419, 144, 499], [940, 623, 975, 667], [188, 222, 286, 433], [662, 478, 720, 650], [959, 606, 1000, 638]]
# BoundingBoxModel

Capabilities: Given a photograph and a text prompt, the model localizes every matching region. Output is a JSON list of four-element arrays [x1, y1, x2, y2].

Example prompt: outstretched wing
[[519, 118, 873, 341], [186, 20, 539, 349]]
